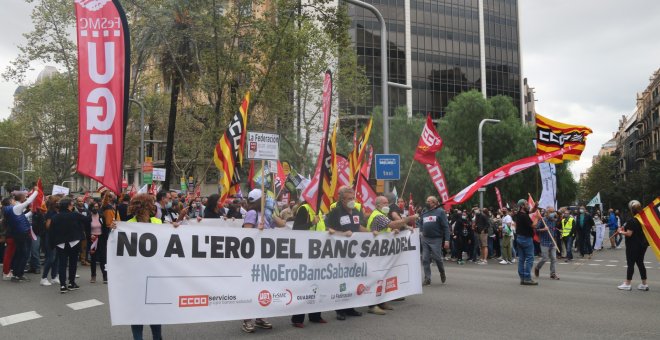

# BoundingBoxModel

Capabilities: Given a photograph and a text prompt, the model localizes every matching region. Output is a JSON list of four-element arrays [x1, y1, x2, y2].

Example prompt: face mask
[[462, 215, 467, 220], [380, 206, 390, 215], [91, 208, 98, 213], [580, 209, 585, 214], [166, 202, 173, 209], [549, 212, 557, 219], [346, 200, 356, 209], [425, 203, 432, 209]]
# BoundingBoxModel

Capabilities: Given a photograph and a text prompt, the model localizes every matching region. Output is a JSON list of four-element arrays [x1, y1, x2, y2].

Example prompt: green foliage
[[579, 156, 660, 210]]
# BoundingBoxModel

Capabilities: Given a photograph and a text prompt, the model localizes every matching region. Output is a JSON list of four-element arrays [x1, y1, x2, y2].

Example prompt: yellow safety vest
[[128, 217, 163, 224], [367, 209, 390, 233], [299, 204, 326, 232], [561, 217, 574, 237]]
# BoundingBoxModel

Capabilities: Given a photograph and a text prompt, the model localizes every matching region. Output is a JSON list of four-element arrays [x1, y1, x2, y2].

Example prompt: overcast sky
[[1, 0, 659, 179]]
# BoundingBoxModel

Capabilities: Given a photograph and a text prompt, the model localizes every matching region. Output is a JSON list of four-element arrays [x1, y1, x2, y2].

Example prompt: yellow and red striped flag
[[636, 197, 660, 262], [213, 92, 249, 201], [319, 121, 339, 214], [348, 118, 372, 184], [535, 114, 592, 163]]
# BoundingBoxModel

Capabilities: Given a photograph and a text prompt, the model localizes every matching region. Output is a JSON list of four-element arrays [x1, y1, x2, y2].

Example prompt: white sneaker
[[477, 260, 487, 265], [617, 283, 632, 291], [511, 259, 517, 263], [40, 278, 52, 286], [2, 272, 12, 281], [499, 260, 508, 265], [51, 277, 60, 285], [637, 284, 649, 291]]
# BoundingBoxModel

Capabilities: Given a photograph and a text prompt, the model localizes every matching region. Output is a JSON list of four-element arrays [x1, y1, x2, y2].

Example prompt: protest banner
[[52, 185, 70, 196], [107, 221, 422, 325]]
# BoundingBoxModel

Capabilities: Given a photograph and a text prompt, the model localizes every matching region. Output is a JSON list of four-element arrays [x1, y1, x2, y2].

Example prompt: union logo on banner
[[75, 0, 112, 11]]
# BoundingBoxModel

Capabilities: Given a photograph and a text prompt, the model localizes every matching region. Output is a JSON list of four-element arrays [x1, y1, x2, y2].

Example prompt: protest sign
[[52, 185, 70, 196], [107, 221, 422, 325]]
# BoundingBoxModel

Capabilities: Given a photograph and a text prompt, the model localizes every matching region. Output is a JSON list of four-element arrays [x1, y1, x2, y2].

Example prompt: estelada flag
[[213, 92, 249, 201], [536, 114, 592, 163], [348, 118, 373, 184], [414, 114, 443, 165], [636, 197, 660, 262]]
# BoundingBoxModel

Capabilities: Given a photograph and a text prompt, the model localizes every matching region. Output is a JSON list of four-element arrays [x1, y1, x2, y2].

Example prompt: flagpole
[[260, 159, 266, 230], [400, 161, 414, 198]]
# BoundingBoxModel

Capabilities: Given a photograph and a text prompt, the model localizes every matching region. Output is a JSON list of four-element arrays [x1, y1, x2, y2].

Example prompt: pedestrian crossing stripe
[[0, 311, 42, 326], [66, 299, 105, 311]]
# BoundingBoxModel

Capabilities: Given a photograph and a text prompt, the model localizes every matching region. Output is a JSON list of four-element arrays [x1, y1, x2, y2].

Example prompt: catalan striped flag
[[319, 121, 339, 214], [636, 197, 660, 262], [213, 92, 249, 201], [348, 118, 373, 185], [536, 114, 592, 163]]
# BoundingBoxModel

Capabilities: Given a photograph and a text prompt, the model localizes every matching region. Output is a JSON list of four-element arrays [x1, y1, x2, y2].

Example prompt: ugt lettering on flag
[[75, 0, 130, 195]]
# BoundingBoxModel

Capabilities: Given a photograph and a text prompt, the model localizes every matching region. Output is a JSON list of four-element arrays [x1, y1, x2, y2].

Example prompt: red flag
[[425, 160, 450, 203], [75, 0, 130, 195], [275, 161, 286, 192], [335, 155, 351, 199], [355, 174, 377, 215], [360, 145, 373, 180], [414, 115, 443, 165], [408, 193, 416, 226], [348, 118, 373, 184], [128, 184, 137, 198], [301, 70, 333, 213], [194, 183, 201, 198], [248, 160, 255, 190], [444, 147, 572, 206], [31, 178, 44, 213], [495, 187, 503, 210], [636, 198, 660, 262]]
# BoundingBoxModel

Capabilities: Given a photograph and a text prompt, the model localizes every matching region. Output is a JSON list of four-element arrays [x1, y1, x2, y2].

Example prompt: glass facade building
[[343, 0, 521, 118]]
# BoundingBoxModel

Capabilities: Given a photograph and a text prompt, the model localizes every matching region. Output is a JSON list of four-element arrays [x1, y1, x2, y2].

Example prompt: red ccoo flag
[[413, 115, 443, 165]]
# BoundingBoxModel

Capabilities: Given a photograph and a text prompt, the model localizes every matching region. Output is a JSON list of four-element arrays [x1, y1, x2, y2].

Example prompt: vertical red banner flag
[[302, 70, 333, 212], [414, 115, 450, 202], [75, 0, 130, 195], [494, 187, 503, 210]]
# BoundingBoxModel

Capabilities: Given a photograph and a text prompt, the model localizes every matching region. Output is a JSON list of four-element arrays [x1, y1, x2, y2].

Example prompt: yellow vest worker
[[561, 217, 574, 238], [295, 203, 326, 232], [128, 217, 163, 224], [367, 209, 390, 233]]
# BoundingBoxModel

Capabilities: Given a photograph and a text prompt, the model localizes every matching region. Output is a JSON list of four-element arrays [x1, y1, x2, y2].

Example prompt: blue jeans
[[29, 235, 40, 270], [41, 234, 58, 279], [131, 325, 162, 340], [421, 236, 445, 280], [516, 235, 534, 281], [563, 236, 574, 259]]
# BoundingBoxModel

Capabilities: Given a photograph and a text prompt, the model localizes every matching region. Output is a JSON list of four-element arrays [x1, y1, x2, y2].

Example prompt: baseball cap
[[247, 189, 262, 202]]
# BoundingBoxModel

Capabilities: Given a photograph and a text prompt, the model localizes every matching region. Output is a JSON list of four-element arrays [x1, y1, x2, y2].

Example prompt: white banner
[[52, 185, 70, 196], [107, 221, 422, 325], [152, 168, 166, 181], [538, 162, 557, 210]]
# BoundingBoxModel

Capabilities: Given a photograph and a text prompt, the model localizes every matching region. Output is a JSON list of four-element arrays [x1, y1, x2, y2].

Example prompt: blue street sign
[[375, 154, 400, 180]]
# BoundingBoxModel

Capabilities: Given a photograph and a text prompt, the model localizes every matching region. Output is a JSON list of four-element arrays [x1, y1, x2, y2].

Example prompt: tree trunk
[[163, 76, 181, 190]]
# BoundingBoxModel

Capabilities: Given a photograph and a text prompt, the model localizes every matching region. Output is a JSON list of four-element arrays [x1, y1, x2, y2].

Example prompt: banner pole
[[260, 159, 266, 229], [536, 210, 559, 250], [400, 161, 414, 198]]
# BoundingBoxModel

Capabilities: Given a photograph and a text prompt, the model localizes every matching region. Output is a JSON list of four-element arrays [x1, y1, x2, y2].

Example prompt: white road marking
[[606, 265, 617, 267], [66, 299, 104, 311], [0, 311, 42, 326], [608, 260, 619, 263], [594, 260, 604, 262], [588, 264, 601, 266]]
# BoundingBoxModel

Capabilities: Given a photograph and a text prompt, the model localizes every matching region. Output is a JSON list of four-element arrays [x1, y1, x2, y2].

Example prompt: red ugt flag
[[414, 115, 443, 165], [75, 0, 131, 195]]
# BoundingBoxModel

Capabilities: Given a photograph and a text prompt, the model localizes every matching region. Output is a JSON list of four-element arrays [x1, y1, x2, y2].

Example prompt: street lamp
[[341, 0, 412, 193], [0, 146, 25, 189], [478, 119, 500, 209], [129, 98, 146, 186]]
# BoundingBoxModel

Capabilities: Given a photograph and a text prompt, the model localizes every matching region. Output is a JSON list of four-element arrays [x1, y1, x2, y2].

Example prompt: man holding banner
[[324, 186, 367, 321], [513, 199, 539, 286]]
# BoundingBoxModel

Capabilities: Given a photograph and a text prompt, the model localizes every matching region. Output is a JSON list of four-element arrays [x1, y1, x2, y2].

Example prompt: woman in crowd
[[40, 196, 61, 286], [203, 194, 225, 219], [125, 193, 164, 340], [50, 198, 91, 293], [89, 201, 108, 284], [617, 200, 649, 291]]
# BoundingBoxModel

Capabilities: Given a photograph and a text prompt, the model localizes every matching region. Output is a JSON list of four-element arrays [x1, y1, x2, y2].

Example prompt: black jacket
[[49, 211, 91, 248]]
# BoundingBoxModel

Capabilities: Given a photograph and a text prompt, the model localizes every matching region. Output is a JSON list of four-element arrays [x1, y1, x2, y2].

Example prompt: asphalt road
[[2, 247, 660, 340]]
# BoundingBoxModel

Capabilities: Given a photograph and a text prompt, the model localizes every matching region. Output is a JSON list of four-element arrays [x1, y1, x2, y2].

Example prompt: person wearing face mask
[[534, 207, 560, 280], [575, 206, 594, 259], [499, 208, 514, 264], [560, 209, 576, 262], [50, 198, 92, 293], [418, 196, 450, 286], [513, 198, 539, 285], [616, 200, 649, 291], [88, 202, 108, 284], [452, 210, 469, 265], [324, 186, 368, 321]]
